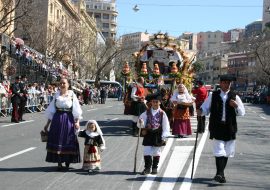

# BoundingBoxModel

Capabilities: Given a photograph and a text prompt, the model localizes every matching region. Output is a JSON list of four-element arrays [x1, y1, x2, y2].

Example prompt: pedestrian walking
[[43, 78, 82, 171], [131, 77, 147, 136], [197, 74, 245, 183], [170, 84, 194, 138], [192, 80, 208, 133], [78, 120, 106, 173], [137, 93, 170, 175]]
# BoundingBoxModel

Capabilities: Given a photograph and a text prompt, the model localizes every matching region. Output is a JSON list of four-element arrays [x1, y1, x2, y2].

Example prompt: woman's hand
[[44, 123, 49, 133], [74, 122, 80, 129]]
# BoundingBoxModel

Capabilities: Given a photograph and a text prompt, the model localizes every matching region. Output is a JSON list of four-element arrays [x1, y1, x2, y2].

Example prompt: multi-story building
[[196, 31, 224, 57], [180, 32, 197, 50], [121, 32, 150, 51], [85, 0, 118, 40], [0, 0, 15, 37], [263, 0, 270, 30], [14, 0, 99, 79], [244, 20, 262, 38], [227, 52, 257, 91], [196, 55, 228, 85], [223, 28, 244, 42], [0, 0, 16, 78]]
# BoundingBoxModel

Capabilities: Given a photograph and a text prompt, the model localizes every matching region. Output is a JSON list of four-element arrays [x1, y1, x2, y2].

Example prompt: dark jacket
[[209, 90, 237, 141]]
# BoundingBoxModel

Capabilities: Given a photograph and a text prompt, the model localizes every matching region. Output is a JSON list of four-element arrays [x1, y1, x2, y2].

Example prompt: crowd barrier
[[0, 92, 54, 117]]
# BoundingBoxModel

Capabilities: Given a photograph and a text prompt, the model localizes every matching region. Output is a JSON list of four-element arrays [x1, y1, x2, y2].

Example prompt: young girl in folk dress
[[78, 120, 105, 173]]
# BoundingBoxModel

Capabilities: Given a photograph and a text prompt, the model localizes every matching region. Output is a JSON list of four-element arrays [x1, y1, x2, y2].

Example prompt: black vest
[[209, 90, 237, 141]]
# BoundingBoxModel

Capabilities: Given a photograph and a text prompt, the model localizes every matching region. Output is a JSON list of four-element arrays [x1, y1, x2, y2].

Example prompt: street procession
[[0, 1, 270, 190]]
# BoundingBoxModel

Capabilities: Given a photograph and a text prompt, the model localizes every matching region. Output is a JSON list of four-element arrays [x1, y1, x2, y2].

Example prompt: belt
[[56, 108, 72, 112]]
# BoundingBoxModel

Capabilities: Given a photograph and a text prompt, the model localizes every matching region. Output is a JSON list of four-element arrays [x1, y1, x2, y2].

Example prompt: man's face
[[151, 100, 160, 110], [220, 80, 231, 92]]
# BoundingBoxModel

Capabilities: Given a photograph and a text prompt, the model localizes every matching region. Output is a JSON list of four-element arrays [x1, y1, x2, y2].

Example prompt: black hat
[[219, 74, 236, 82], [146, 92, 162, 102], [196, 80, 204, 85], [15, 76, 21, 80]]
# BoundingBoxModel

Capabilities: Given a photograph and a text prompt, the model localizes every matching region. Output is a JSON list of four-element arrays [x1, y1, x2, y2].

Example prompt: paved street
[[0, 99, 269, 190]]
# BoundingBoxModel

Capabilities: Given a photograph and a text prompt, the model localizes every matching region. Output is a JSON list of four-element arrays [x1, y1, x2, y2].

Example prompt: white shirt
[[137, 108, 171, 139], [45, 90, 83, 120], [201, 90, 245, 121]]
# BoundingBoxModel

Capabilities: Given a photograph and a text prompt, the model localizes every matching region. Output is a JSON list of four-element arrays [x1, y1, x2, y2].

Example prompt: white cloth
[[131, 83, 144, 101], [137, 107, 171, 139], [45, 90, 83, 120], [170, 84, 193, 103], [85, 120, 106, 149], [144, 146, 162, 156], [213, 139, 235, 157], [200, 90, 245, 119]]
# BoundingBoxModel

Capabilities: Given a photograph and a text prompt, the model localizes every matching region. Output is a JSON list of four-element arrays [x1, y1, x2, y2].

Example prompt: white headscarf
[[85, 120, 106, 148], [171, 83, 193, 103]]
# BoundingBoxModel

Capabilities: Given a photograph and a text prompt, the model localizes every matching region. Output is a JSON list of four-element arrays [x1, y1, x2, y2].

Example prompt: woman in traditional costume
[[170, 84, 194, 138], [44, 78, 82, 171]]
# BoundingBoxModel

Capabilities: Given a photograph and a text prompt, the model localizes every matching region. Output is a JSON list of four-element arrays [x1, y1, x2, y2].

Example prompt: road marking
[[87, 108, 97, 111], [179, 125, 209, 190], [0, 147, 36, 162], [0, 120, 34, 128], [105, 106, 113, 108], [139, 138, 174, 190], [158, 146, 193, 190], [105, 118, 118, 123], [259, 115, 266, 120], [176, 138, 196, 141]]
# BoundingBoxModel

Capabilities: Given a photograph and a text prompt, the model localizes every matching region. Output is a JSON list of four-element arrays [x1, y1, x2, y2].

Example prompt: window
[[103, 14, 109, 19], [94, 13, 101, 19], [102, 32, 109, 38], [50, 3, 53, 14], [103, 23, 109, 28]]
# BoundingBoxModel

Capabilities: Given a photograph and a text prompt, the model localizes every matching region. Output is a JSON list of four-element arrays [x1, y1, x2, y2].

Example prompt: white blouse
[[45, 90, 83, 120]]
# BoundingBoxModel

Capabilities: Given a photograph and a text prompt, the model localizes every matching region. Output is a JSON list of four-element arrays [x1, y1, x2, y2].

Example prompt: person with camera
[[137, 93, 170, 175]]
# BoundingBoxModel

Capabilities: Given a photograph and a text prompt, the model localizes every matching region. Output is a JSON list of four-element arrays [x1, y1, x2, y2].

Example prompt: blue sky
[[116, 0, 263, 37]]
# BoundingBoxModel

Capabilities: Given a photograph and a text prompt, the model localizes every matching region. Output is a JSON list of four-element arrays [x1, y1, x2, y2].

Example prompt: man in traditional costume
[[198, 74, 245, 183], [130, 77, 147, 136], [192, 80, 208, 133], [137, 93, 170, 175]]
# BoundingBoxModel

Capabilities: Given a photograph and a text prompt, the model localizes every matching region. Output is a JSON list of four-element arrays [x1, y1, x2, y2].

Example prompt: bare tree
[[0, 0, 32, 35]]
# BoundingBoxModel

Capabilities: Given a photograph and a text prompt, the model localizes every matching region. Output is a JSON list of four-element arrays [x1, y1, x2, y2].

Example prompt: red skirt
[[172, 119, 192, 136]]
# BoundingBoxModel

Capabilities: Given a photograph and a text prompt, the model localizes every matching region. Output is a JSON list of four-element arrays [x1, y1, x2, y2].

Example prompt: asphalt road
[[0, 100, 269, 190]]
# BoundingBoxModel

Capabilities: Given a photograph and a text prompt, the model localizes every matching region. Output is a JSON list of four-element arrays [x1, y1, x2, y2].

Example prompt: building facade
[[14, 0, 99, 79], [263, 0, 270, 31], [244, 20, 263, 38], [85, 0, 118, 40], [227, 52, 257, 91]]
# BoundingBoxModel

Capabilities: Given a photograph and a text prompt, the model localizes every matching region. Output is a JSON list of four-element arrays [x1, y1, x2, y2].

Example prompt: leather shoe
[[214, 175, 226, 183], [141, 168, 151, 175]]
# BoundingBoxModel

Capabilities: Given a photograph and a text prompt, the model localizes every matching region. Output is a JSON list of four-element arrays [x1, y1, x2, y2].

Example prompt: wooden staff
[[134, 127, 142, 173], [191, 116, 201, 179]]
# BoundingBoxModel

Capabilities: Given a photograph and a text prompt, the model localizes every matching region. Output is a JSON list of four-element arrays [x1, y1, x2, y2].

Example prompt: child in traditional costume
[[137, 93, 170, 175], [78, 120, 105, 173]]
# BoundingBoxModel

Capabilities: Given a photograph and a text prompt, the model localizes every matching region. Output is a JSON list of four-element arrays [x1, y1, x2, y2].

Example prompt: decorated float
[[122, 32, 196, 114]]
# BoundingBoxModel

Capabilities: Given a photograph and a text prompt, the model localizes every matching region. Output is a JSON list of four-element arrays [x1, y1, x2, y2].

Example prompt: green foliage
[[192, 61, 204, 72]]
